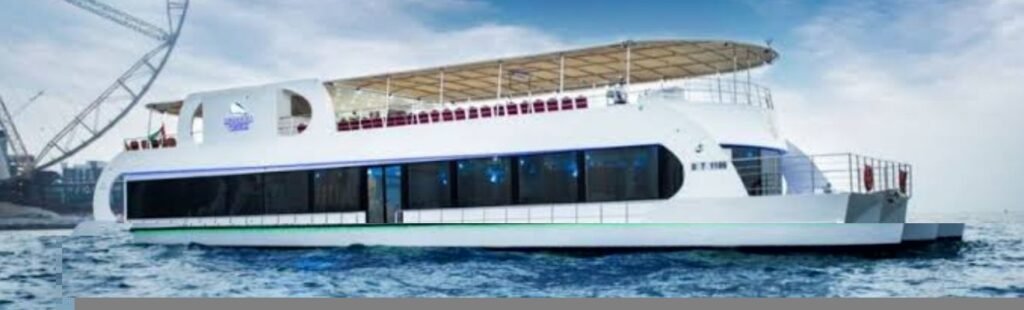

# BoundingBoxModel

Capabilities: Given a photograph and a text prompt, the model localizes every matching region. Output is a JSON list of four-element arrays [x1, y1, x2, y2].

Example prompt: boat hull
[[129, 222, 962, 248]]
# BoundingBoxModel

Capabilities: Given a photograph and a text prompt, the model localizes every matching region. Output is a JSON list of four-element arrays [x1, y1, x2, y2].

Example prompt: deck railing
[[731, 153, 913, 196]]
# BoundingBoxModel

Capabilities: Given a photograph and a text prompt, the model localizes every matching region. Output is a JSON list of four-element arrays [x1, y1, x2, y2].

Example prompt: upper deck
[[128, 39, 777, 151]]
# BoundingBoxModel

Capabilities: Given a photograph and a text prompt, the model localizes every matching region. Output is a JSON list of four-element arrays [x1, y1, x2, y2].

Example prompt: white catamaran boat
[[91, 39, 964, 248]]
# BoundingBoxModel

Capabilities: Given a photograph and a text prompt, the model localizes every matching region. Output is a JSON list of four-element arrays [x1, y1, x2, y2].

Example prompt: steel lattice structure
[[22, 0, 190, 173]]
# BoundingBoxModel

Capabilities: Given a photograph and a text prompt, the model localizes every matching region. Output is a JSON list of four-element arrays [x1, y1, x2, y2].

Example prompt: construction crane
[[1, 0, 190, 179]]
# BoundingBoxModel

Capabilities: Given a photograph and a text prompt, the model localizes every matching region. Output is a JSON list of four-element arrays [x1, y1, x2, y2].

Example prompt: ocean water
[[3, 212, 1023, 308], [0, 230, 65, 309]]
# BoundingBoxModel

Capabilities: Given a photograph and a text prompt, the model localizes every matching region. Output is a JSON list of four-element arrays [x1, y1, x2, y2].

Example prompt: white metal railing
[[332, 77, 774, 123], [639, 77, 773, 109], [732, 153, 913, 196]]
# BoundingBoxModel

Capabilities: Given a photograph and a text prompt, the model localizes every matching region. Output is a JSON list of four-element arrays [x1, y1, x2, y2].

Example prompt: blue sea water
[[3, 212, 1024, 309]]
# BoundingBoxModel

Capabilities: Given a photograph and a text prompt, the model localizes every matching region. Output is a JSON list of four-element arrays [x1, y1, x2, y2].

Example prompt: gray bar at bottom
[[74, 297, 1024, 310]]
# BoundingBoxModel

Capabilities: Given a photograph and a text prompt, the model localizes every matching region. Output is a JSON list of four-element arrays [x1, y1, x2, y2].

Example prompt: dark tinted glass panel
[[263, 171, 309, 214], [384, 165, 403, 223], [224, 174, 263, 215], [584, 146, 659, 202], [659, 147, 685, 198], [517, 152, 579, 204], [726, 146, 783, 196], [407, 162, 452, 209], [127, 176, 228, 219], [366, 167, 385, 224], [457, 157, 512, 207], [312, 167, 363, 212]]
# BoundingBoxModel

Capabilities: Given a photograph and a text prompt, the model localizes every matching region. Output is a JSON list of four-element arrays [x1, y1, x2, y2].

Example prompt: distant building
[[60, 161, 107, 206]]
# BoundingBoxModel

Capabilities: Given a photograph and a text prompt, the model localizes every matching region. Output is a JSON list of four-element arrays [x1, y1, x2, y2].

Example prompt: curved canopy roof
[[327, 39, 777, 103]]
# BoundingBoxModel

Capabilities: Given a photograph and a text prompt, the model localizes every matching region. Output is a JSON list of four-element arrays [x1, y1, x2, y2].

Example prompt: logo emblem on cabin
[[223, 102, 254, 132]]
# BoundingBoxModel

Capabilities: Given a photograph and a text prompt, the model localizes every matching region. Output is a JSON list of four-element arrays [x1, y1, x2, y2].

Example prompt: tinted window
[[726, 146, 782, 196], [263, 171, 309, 214], [659, 147, 685, 198], [584, 146, 659, 202], [407, 162, 453, 209], [517, 152, 579, 204], [312, 167, 364, 212], [457, 157, 512, 207], [127, 176, 228, 219], [224, 174, 264, 215]]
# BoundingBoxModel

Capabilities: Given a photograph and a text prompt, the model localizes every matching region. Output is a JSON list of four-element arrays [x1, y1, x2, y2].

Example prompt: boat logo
[[223, 102, 254, 132]]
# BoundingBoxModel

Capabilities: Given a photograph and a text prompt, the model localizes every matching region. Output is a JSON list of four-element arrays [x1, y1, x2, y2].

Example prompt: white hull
[[130, 222, 961, 248]]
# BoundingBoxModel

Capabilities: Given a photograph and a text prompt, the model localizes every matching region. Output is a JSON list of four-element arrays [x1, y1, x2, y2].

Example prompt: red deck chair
[[546, 97, 559, 112], [520, 101, 532, 114], [575, 96, 588, 109], [418, 112, 430, 124], [468, 107, 479, 119], [430, 110, 441, 123], [506, 102, 519, 115], [442, 109, 454, 121], [454, 108, 466, 120], [532, 99, 546, 113], [561, 96, 574, 110]]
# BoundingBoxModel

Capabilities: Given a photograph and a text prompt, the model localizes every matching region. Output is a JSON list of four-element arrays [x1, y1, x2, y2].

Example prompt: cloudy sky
[[1, 0, 1022, 213]]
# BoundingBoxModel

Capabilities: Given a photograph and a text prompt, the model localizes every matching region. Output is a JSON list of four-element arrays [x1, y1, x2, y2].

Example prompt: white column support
[[558, 55, 565, 93], [146, 109, 153, 134], [496, 62, 503, 100], [385, 76, 391, 111], [439, 69, 445, 104], [625, 43, 632, 86]]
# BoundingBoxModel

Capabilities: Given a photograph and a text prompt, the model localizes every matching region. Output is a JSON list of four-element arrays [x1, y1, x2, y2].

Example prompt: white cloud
[[1, 0, 565, 169], [772, 0, 1024, 212]]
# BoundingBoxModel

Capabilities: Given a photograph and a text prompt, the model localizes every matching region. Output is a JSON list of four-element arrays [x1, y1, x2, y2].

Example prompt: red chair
[[442, 109, 454, 121], [406, 114, 416, 125], [520, 101, 532, 114], [349, 118, 362, 131], [419, 112, 430, 124], [480, 106, 492, 118], [129, 140, 140, 151], [506, 102, 518, 115], [430, 110, 441, 122], [575, 96, 588, 109], [297, 123, 308, 132], [337, 120, 349, 131], [373, 117, 384, 128], [546, 98, 559, 111], [361, 118, 374, 129], [164, 137, 177, 147], [561, 97, 574, 110], [533, 99, 546, 113], [141, 140, 151, 149], [468, 107, 479, 119], [454, 108, 466, 120]]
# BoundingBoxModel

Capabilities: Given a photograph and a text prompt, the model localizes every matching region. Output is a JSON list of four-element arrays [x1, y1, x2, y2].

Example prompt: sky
[[1, 0, 1022, 213]]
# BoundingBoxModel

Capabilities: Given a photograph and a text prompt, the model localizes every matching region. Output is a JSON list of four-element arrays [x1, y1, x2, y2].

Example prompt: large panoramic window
[[456, 157, 512, 207], [406, 162, 453, 209], [517, 152, 579, 204], [127, 145, 686, 220], [312, 167, 364, 212], [584, 146, 660, 202]]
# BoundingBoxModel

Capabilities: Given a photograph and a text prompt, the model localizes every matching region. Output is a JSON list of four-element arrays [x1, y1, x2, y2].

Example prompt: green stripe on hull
[[130, 222, 845, 236]]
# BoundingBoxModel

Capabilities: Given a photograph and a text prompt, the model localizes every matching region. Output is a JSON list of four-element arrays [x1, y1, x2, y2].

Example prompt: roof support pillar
[[559, 54, 565, 93], [625, 42, 632, 86], [496, 62, 503, 100], [385, 76, 391, 110], [439, 69, 445, 104]]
